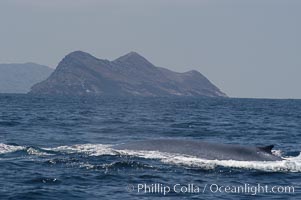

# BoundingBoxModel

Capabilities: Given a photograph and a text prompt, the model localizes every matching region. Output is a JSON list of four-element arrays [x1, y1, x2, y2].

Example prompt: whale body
[[113, 139, 282, 161]]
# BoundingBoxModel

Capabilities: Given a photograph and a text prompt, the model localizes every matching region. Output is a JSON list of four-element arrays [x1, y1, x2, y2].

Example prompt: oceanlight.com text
[[126, 183, 295, 196]]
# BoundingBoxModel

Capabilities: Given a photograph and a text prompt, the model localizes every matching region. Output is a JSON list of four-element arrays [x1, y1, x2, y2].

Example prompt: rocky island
[[29, 51, 227, 97]]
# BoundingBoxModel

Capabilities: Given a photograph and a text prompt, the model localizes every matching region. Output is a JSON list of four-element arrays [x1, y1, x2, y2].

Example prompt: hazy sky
[[0, 0, 300, 99]]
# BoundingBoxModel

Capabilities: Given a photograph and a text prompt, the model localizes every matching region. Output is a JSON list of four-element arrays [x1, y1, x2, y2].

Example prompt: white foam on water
[[0, 143, 25, 154], [117, 149, 301, 172], [47, 144, 301, 173], [271, 149, 283, 157], [26, 147, 54, 156], [47, 144, 116, 156], [2, 143, 301, 172]]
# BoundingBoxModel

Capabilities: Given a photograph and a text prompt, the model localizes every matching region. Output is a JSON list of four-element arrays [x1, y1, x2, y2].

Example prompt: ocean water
[[0, 94, 301, 199]]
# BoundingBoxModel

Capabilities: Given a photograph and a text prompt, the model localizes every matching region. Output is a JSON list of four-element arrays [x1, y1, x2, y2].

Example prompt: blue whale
[[113, 139, 282, 161]]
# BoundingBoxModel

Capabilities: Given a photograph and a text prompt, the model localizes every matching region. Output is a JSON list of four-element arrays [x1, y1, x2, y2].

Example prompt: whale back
[[113, 139, 282, 161]]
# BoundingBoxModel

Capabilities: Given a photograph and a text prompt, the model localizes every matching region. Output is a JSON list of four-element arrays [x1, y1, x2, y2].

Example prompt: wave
[[0, 143, 25, 154], [2, 143, 301, 172], [46, 144, 115, 156], [0, 143, 53, 156]]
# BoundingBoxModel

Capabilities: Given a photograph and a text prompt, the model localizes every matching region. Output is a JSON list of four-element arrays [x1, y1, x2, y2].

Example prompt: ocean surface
[[0, 94, 301, 199]]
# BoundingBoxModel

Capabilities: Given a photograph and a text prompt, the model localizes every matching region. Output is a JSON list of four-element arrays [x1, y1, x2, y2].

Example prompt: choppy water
[[0, 94, 301, 199]]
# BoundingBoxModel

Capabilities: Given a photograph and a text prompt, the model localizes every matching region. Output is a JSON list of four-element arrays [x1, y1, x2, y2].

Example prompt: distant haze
[[0, 63, 53, 93], [0, 0, 300, 99]]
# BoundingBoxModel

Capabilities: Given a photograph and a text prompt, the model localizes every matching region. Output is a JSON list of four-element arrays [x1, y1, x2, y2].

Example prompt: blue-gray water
[[1, 94, 301, 199]]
